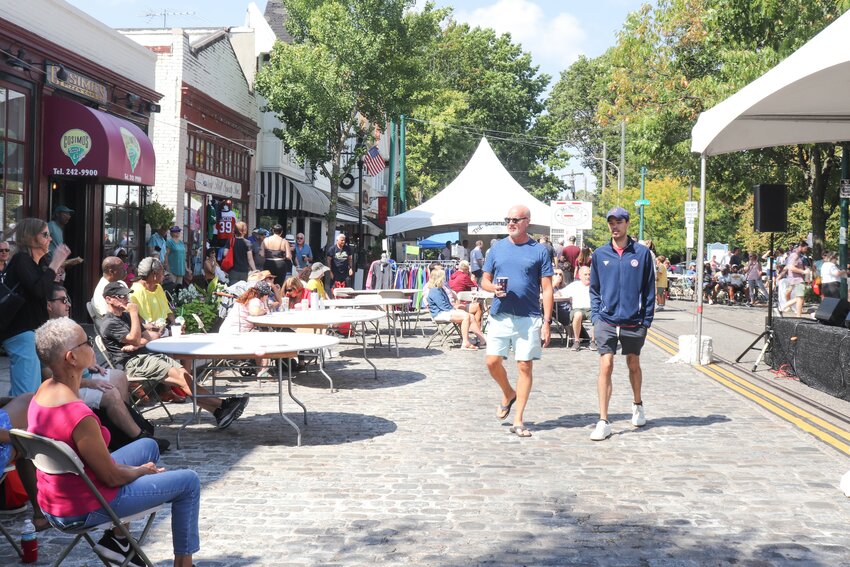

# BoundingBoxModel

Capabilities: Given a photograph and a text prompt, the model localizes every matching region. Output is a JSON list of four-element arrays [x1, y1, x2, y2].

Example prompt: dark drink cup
[[496, 276, 509, 293]]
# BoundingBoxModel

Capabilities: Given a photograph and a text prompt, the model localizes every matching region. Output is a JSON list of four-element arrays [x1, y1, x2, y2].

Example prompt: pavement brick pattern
[[1, 328, 849, 565]]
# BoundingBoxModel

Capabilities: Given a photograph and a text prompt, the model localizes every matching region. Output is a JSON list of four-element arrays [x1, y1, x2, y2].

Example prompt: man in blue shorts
[[589, 207, 655, 441], [480, 205, 554, 438]]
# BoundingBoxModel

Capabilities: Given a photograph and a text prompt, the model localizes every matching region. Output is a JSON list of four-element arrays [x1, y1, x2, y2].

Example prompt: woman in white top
[[819, 252, 845, 299], [219, 281, 273, 334]]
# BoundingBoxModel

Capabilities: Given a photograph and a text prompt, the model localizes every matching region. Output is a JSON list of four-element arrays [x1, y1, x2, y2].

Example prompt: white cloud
[[453, 0, 587, 78]]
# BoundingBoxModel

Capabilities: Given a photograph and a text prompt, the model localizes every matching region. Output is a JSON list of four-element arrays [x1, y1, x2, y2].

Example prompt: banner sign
[[550, 201, 593, 230], [468, 222, 507, 235]]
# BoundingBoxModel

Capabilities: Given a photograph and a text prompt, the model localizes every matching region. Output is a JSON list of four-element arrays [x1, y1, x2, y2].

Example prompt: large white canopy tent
[[690, 10, 850, 354], [385, 137, 551, 238]]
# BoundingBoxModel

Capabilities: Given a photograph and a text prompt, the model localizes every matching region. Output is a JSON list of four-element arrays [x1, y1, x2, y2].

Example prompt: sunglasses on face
[[504, 217, 528, 225], [49, 296, 71, 305], [0, 248, 9, 253]]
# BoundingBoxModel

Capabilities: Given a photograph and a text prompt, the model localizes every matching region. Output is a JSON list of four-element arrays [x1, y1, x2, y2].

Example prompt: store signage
[[45, 64, 108, 104], [550, 200, 593, 230], [468, 222, 507, 235], [193, 172, 242, 199]]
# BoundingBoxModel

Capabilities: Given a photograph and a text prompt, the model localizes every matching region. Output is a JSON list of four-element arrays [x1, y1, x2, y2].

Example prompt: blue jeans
[[45, 438, 201, 556], [2, 331, 41, 396]]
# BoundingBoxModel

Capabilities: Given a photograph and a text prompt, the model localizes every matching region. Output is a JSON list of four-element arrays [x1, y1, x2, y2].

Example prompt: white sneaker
[[590, 419, 612, 441], [632, 403, 647, 427]]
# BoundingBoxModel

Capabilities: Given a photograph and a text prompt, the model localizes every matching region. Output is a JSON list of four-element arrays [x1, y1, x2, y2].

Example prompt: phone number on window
[[51, 167, 99, 176]]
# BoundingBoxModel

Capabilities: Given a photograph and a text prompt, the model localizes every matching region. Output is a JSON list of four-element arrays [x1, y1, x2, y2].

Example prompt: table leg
[[361, 321, 378, 379], [277, 358, 303, 446], [176, 359, 201, 450]]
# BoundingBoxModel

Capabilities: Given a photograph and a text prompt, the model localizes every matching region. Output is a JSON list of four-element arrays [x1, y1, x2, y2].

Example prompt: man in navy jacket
[[588, 207, 655, 441]]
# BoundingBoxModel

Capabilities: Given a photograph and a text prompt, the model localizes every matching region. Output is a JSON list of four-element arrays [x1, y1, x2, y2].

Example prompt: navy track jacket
[[589, 238, 656, 327]]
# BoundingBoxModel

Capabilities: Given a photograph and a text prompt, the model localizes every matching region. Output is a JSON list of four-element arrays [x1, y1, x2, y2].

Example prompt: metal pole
[[619, 120, 626, 206], [686, 181, 693, 268], [841, 143, 849, 298], [358, 154, 363, 271], [602, 141, 607, 191], [387, 120, 396, 218], [695, 155, 707, 363], [399, 114, 407, 212], [639, 166, 647, 240]]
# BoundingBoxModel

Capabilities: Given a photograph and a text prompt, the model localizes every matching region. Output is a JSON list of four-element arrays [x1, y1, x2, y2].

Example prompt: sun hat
[[247, 270, 273, 282], [309, 262, 330, 280], [606, 207, 630, 221]]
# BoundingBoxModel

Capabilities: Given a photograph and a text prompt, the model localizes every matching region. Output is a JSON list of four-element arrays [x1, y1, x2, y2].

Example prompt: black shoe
[[93, 530, 145, 567], [153, 436, 171, 453], [214, 396, 249, 429]]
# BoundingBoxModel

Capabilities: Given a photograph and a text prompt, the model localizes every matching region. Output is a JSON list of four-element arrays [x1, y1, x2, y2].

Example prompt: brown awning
[[42, 96, 155, 185]]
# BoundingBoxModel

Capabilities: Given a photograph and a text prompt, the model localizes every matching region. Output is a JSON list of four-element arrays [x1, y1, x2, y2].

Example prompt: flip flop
[[497, 396, 517, 420], [509, 425, 532, 438], [461, 344, 479, 351]]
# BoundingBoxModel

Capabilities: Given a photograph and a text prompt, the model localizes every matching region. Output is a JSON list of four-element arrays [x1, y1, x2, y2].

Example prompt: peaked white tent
[[386, 137, 551, 237], [689, 10, 850, 358], [691, 10, 850, 156]]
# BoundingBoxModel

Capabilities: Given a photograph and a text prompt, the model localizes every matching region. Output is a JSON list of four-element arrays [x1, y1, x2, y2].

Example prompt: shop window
[[103, 184, 141, 267], [185, 192, 205, 276], [0, 86, 28, 239]]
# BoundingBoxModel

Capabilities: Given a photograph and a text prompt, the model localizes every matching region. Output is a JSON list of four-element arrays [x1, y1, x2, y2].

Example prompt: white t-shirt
[[562, 280, 591, 309], [91, 277, 127, 317], [820, 261, 840, 284]]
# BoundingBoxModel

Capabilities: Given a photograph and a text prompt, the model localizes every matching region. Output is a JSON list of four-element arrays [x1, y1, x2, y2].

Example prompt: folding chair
[[93, 336, 173, 422], [0, 464, 22, 559], [85, 301, 100, 324], [425, 314, 461, 349], [9, 429, 162, 567]]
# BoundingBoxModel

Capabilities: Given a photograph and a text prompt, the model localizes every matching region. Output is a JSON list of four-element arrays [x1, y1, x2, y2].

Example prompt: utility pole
[[639, 166, 647, 240], [602, 141, 607, 191]]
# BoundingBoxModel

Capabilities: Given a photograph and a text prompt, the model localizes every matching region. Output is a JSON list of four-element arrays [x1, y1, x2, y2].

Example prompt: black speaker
[[753, 184, 788, 233], [815, 297, 850, 326]]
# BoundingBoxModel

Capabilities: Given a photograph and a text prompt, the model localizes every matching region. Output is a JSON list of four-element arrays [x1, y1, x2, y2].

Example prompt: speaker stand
[[735, 233, 776, 371]]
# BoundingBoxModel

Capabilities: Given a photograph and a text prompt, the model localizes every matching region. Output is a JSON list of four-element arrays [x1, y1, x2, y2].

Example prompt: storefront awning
[[42, 96, 155, 185], [257, 172, 330, 216]]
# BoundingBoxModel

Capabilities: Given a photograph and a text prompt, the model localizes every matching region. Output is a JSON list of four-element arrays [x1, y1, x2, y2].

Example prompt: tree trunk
[[805, 145, 837, 261]]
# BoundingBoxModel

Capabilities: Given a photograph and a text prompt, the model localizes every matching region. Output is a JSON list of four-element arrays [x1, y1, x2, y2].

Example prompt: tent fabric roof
[[691, 11, 850, 157], [385, 137, 551, 237]]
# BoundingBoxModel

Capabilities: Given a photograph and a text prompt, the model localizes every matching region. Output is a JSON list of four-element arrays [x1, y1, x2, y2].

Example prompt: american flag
[[363, 145, 386, 176]]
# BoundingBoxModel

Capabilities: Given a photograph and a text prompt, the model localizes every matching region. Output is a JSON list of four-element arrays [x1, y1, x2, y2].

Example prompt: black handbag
[[0, 281, 24, 333]]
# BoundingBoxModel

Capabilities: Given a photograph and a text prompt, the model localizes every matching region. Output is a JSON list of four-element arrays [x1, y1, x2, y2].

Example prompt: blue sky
[[67, 0, 647, 81]]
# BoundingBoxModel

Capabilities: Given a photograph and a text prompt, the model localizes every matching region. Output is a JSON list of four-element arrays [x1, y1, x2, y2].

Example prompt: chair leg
[[52, 533, 88, 567], [0, 522, 22, 558]]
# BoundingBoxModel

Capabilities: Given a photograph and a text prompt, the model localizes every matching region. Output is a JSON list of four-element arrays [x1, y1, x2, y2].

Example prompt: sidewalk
[[1, 327, 849, 565]]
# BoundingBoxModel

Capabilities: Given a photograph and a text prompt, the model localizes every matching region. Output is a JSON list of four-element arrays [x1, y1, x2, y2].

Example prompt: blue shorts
[[594, 321, 647, 356], [0, 409, 13, 469], [485, 312, 542, 361]]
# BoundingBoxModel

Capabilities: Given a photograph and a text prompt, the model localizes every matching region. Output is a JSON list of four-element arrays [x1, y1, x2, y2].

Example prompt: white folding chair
[[9, 430, 162, 567], [425, 314, 461, 349]]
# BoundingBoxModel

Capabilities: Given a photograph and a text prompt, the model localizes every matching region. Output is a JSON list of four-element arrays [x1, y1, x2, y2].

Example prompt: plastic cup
[[496, 276, 509, 293], [172, 324, 182, 337]]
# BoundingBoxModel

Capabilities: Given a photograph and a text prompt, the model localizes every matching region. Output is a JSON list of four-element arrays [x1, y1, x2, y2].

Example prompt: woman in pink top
[[218, 281, 273, 334], [32, 317, 200, 567]]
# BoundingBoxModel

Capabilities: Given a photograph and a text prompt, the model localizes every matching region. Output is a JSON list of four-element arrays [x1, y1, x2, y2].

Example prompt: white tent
[[386, 137, 551, 237], [689, 10, 850, 356], [692, 11, 850, 156]]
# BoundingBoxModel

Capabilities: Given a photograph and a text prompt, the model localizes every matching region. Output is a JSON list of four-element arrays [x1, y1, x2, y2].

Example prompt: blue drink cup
[[496, 276, 509, 293]]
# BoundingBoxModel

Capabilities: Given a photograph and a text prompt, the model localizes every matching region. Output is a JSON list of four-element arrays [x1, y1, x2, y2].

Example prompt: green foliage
[[142, 202, 174, 231], [173, 279, 223, 334]]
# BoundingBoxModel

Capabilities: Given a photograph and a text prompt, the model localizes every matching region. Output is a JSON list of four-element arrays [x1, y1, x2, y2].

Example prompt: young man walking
[[589, 207, 655, 441], [480, 205, 554, 438]]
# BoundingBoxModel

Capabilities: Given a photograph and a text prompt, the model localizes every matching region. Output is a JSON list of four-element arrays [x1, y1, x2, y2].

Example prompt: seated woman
[[32, 318, 201, 567], [0, 393, 49, 531], [448, 260, 484, 326], [218, 281, 274, 334], [130, 258, 173, 325], [282, 276, 310, 310], [550, 269, 571, 328], [305, 262, 331, 299], [426, 269, 486, 350]]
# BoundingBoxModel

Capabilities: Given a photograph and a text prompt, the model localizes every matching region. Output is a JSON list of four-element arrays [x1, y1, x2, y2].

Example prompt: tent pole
[[841, 143, 848, 299], [694, 155, 707, 363], [399, 114, 407, 212]]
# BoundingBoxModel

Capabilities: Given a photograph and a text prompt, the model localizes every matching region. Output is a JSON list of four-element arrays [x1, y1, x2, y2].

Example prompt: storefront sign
[[45, 64, 108, 104], [550, 200, 593, 230], [468, 222, 507, 235], [193, 172, 242, 199]]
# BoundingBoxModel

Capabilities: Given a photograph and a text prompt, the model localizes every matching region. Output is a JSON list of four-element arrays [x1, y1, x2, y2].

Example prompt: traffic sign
[[840, 179, 850, 199], [635, 198, 650, 207], [684, 200, 699, 218]]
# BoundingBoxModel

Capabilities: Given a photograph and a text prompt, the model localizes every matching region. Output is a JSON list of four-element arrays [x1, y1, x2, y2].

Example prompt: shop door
[[48, 177, 95, 322], [309, 219, 323, 264]]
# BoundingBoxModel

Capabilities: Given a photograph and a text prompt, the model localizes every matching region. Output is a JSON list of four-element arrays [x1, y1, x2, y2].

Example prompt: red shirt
[[449, 270, 476, 293]]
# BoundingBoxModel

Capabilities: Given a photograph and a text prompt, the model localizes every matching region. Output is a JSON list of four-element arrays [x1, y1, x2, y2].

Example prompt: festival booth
[[385, 137, 551, 239], [690, 11, 850, 396]]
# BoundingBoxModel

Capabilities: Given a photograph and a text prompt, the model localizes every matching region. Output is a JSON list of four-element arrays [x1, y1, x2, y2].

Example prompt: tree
[[255, 0, 444, 247], [403, 21, 555, 206]]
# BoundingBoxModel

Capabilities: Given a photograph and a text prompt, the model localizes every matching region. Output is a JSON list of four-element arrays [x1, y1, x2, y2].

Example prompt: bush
[[143, 202, 174, 231], [174, 279, 223, 333]]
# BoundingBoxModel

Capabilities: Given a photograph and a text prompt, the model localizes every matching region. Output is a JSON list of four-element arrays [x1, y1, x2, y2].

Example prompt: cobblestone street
[[3, 329, 849, 566]]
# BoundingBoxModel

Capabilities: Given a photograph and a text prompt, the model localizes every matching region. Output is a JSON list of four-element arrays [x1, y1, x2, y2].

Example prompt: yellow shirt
[[305, 278, 327, 299], [129, 282, 172, 322], [656, 264, 668, 288]]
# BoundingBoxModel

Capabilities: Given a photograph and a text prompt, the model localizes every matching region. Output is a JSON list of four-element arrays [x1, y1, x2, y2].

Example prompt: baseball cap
[[103, 281, 132, 298], [253, 281, 274, 297], [169, 226, 182, 233], [606, 207, 630, 221], [54, 205, 74, 214]]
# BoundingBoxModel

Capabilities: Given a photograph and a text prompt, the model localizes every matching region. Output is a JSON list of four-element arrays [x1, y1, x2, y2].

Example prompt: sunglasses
[[40, 230, 50, 238], [504, 217, 528, 224], [69, 336, 94, 351], [0, 248, 9, 252], [49, 296, 72, 305]]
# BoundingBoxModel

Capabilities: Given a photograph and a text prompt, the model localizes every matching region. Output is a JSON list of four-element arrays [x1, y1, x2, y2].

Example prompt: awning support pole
[[694, 155, 707, 362]]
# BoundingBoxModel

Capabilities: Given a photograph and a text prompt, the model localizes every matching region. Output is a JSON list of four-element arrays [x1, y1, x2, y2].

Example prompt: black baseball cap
[[103, 282, 132, 298]]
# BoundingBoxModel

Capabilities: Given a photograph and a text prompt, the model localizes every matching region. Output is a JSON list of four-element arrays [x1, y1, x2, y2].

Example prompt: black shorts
[[593, 321, 647, 356]]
